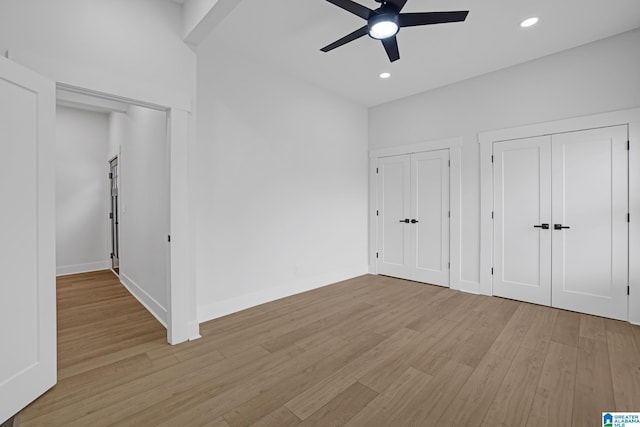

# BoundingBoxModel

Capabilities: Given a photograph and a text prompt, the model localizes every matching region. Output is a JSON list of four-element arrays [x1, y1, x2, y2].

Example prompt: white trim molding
[[369, 137, 462, 159], [198, 265, 369, 323], [120, 273, 168, 328], [56, 261, 111, 277], [369, 137, 467, 291], [479, 107, 640, 324]]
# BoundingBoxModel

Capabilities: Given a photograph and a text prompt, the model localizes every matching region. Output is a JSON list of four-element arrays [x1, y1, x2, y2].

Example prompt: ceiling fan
[[321, 0, 469, 62]]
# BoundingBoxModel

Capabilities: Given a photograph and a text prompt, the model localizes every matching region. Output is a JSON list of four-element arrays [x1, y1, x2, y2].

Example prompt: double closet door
[[493, 125, 628, 320], [377, 150, 450, 286]]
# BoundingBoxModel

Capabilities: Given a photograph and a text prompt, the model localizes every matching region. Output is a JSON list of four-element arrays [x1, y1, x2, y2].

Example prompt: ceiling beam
[[183, 0, 241, 46]]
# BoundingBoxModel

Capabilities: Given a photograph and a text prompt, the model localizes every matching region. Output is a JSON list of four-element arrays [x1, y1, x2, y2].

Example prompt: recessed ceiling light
[[520, 17, 539, 28], [379, 72, 391, 79]]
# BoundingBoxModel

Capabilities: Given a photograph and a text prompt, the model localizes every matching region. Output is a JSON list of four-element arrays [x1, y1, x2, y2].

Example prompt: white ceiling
[[205, 0, 640, 106]]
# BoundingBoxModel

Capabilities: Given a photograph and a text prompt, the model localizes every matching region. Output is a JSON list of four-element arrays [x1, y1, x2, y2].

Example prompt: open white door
[[0, 57, 56, 423]]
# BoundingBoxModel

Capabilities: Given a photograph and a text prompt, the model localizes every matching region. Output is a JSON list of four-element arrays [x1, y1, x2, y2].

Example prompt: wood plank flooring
[[20, 271, 640, 426]]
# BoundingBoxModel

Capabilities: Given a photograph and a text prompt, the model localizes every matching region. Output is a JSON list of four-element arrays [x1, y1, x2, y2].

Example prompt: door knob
[[399, 219, 410, 223], [411, 219, 419, 224], [533, 224, 549, 229], [554, 224, 570, 230]]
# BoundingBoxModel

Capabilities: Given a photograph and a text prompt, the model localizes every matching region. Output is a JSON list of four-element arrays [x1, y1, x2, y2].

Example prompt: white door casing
[[377, 150, 450, 286], [0, 57, 56, 423], [411, 150, 450, 286], [551, 126, 628, 320], [493, 136, 552, 306]]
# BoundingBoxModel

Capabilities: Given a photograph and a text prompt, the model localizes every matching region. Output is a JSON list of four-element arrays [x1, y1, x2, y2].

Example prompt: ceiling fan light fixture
[[379, 72, 391, 79], [369, 14, 399, 40], [520, 17, 539, 28], [320, 0, 469, 63]]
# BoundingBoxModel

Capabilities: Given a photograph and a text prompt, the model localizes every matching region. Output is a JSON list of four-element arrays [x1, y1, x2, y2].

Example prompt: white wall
[[110, 107, 170, 324], [196, 44, 369, 322], [0, 0, 195, 98], [369, 28, 640, 287], [55, 106, 110, 276]]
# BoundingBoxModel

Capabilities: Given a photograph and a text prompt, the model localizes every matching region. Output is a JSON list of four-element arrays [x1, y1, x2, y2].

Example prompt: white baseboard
[[56, 261, 111, 276], [120, 273, 168, 328], [197, 264, 369, 324], [187, 321, 201, 341]]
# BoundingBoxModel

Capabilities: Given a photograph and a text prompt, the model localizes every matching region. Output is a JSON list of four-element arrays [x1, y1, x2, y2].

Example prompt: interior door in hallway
[[493, 135, 552, 306], [551, 125, 628, 320], [377, 150, 450, 286]]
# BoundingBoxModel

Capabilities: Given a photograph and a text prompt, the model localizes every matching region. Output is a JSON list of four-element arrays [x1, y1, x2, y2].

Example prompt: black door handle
[[554, 224, 570, 230], [399, 219, 410, 223], [533, 224, 549, 230], [411, 219, 419, 224]]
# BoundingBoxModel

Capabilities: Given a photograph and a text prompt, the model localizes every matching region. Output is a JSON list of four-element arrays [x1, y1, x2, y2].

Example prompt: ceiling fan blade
[[321, 25, 369, 52], [399, 11, 469, 27], [382, 36, 400, 62], [325, 0, 374, 20], [384, 0, 408, 12]]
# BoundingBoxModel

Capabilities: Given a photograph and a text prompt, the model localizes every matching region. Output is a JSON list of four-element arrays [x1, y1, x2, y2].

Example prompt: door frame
[[7, 49, 200, 344], [108, 156, 120, 275], [479, 107, 640, 325], [369, 137, 466, 291]]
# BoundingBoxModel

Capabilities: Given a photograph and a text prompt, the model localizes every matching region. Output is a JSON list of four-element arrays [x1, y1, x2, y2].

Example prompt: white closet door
[[0, 57, 56, 423], [377, 155, 412, 279], [551, 126, 628, 320], [411, 150, 450, 286], [493, 136, 552, 305]]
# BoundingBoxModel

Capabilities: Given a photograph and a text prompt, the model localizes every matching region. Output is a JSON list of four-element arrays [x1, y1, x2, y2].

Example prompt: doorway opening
[[55, 88, 171, 336]]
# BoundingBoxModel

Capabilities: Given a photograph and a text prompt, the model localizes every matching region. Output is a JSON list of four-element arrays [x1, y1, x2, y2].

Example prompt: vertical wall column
[[168, 108, 200, 344]]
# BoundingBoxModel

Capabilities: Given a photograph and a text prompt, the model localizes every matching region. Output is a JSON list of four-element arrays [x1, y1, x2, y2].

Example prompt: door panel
[[377, 155, 411, 278], [551, 126, 628, 320], [493, 136, 552, 305], [412, 150, 450, 286], [0, 73, 39, 388], [0, 57, 56, 423]]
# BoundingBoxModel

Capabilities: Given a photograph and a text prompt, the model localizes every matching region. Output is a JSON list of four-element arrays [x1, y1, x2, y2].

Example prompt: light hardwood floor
[[20, 270, 640, 426]]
